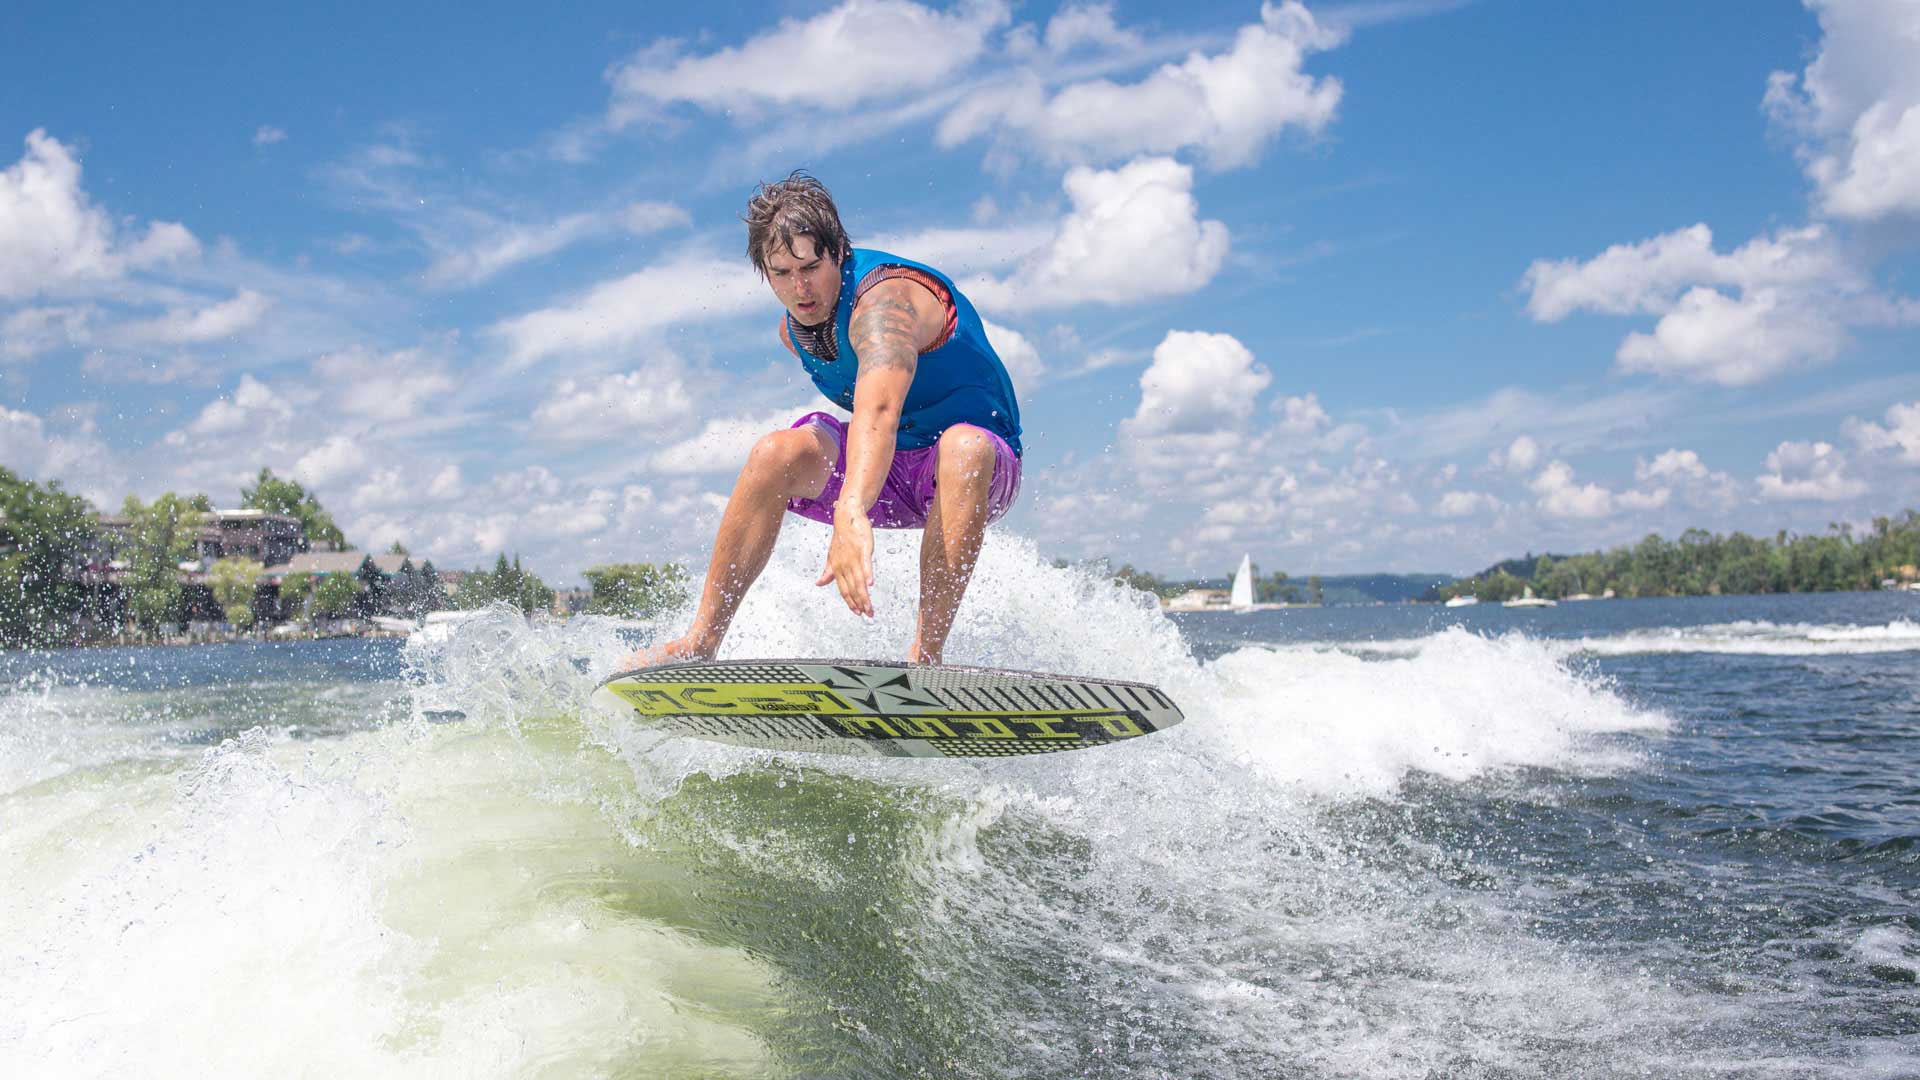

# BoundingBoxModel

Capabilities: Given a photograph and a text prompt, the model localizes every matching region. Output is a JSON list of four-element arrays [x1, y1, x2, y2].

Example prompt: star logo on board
[[815, 666, 943, 712]]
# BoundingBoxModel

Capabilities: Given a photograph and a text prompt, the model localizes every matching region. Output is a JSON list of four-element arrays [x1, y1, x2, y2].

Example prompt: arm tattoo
[[849, 288, 921, 378]]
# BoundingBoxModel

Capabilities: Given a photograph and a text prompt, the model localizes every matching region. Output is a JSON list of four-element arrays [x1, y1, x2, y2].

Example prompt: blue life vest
[[788, 248, 1023, 456]]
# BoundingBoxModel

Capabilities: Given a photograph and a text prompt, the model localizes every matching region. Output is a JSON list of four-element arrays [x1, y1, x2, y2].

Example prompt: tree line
[[0, 465, 689, 648], [1429, 510, 1920, 602]]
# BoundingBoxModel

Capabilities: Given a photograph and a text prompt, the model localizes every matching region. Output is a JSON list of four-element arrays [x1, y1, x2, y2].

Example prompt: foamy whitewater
[[2, 532, 1915, 1077]]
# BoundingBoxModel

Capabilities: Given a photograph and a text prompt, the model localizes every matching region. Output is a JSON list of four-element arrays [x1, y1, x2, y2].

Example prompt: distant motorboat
[[1444, 595, 1479, 607], [1503, 586, 1557, 608], [1230, 554, 1255, 612]]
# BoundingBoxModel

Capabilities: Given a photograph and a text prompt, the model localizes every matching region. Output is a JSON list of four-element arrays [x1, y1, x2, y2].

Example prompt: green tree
[[1437, 508, 1920, 600], [312, 574, 358, 617], [584, 562, 690, 618], [354, 555, 387, 617], [418, 561, 447, 612], [456, 553, 555, 615], [389, 558, 420, 617], [512, 555, 554, 614], [1111, 563, 1166, 597], [120, 492, 205, 634], [1308, 575, 1324, 606], [1257, 570, 1299, 604], [208, 557, 265, 629], [278, 570, 313, 622], [240, 468, 349, 551], [1475, 570, 1525, 602], [0, 468, 100, 646]]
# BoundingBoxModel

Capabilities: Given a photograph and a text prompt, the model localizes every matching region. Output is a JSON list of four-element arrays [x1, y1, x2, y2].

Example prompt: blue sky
[[4, 0, 1919, 583]]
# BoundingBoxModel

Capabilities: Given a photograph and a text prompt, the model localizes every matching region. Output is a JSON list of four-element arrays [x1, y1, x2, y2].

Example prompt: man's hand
[[817, 503, 876, 616]]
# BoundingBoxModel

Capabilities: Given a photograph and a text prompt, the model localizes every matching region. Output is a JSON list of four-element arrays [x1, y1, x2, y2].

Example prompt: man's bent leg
[[909, 426, 998, 665], [628, 424, 836, 666]]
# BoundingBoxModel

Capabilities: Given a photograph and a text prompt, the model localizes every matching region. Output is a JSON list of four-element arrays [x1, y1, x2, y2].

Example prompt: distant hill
[[1411, 553, 1574, 603], [1470, 553, 1574, 582]]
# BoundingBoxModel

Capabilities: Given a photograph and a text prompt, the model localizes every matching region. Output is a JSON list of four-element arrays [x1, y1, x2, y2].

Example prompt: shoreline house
[[87, 509, 444, 631], [1164, 588, 1232, 611], [93, 508, 315, 576], [278, 550, 410, 579], [193, 509, 309, 567]]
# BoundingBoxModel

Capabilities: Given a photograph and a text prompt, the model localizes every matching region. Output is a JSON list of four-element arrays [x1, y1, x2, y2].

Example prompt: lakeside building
[[1165, 588, 1232, 611], [79, 510, 451, 633], [92, 508, 327, 573], [279, 551, 410, 578]]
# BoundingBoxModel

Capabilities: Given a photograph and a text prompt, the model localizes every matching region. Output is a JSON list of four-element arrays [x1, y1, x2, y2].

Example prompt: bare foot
[[618, 633, 716, 673], [906, 637, 941, 666]]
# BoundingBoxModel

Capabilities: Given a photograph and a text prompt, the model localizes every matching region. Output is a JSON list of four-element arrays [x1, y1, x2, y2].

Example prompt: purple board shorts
[[786, 411, 1022, 530]]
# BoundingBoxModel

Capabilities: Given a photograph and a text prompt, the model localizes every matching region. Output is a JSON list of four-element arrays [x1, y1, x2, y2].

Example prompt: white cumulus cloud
[[489, 256, 765, 364], [1519, 224, 1906, 385], [422, 203, 691, 289], [1434, 490, 1500, 517], [1042, 3, 1141, 53], [422, 213, 605, 289], [1488, 434, 1541, 473], [647, 405, 823, 475], [312, 347, 457, 423], [1273, 393, 1331, 437], [0, 405, 117, 500], [607, 0, 1010, 122], [115, 289, 271, 345], [1844, 399, 1920, 464], [1756, 439, 1868, 501], [1763, 0, 1920, 221], [183, 373, 293, 436], [2, 305, 94, 360], [295, 435, 371, 489], [1634, 447, 1738, 509], [1529, 460, 1615, 519], [0, 129, 199, 300], [531, 368, 697, 443], [1124, 330, 1271, 437], [964, 157, 1228, 312], [938, 0, 1344, 170], [981, 319, 1045, 394]]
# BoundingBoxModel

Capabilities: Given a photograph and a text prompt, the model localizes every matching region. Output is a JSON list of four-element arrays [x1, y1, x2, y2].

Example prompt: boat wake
[[2, 532, 1895, 1077], [1569, 618, 1920, 656]]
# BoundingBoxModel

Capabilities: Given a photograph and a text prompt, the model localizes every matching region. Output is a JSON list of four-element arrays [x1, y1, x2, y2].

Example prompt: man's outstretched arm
[[816, 276, 944, 616]]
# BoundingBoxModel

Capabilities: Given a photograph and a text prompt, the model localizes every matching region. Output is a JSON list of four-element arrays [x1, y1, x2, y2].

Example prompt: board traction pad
[[591, 658, 1183, 759]]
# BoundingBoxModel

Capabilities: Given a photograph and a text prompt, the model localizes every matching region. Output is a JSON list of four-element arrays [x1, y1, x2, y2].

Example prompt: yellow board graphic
[[608, 682, 856, 716], [593, 660, 1183, 759], [829, 712, 1144, 741]]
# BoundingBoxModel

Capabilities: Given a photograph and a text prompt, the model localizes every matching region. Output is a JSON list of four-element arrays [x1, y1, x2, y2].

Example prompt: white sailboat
[[1230, 554, 1255, 611]]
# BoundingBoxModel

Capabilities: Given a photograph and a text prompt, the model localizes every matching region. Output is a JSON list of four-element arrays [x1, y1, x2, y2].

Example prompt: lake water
[[2, 534, 1916, 1077]]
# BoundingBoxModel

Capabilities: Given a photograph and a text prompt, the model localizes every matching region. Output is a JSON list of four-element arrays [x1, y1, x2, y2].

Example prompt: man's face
[[764, 235, 841, 326]]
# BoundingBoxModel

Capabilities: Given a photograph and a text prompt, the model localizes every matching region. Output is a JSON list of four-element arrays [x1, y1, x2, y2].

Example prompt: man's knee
[[744, 427, 832, 490], [937, 425, 997, 485]]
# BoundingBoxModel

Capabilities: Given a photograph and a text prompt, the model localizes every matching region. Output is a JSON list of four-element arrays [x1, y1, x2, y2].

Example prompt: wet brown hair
[[743, 170, 852, 278]]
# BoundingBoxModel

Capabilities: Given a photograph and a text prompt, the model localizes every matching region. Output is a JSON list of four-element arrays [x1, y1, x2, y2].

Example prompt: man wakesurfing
[[629, 171, 1024, 667]]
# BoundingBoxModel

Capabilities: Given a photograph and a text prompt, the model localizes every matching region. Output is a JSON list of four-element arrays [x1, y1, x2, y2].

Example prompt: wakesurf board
[[591, 659, 1184, 759]]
